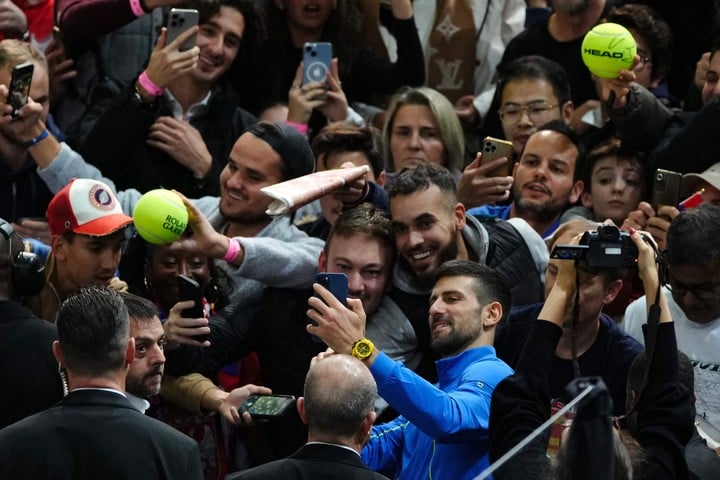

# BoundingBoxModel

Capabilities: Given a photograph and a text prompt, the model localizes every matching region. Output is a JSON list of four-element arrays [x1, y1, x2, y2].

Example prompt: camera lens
[[305, 45, 312, 52], [656, 172, 664, 182], [311, 51, 317, 57]]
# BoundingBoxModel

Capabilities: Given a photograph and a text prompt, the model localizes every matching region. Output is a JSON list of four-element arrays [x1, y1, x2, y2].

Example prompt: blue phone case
[[315, 272, 348, 306], [302, 42, 333, 86]]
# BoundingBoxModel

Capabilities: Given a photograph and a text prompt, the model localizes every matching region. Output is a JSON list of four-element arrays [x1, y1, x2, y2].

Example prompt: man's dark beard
[[219, 202, 269, 226], [126, 369, 163, 399], [430, 323, 480, 359], [513, 183, 566, 226], [399, 240, 458, 288], [552, 0, 590, 15]]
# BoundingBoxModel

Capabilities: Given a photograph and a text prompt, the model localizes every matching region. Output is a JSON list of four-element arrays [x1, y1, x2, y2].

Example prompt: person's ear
[[125, 337, 135, 367], [377, 170, 386, 188], [603, 279, 623, 305], [581, 190, 593, 209], [569, 180, 584, 204], [296, 397, 308, 425], [52, 340, 62, 364], [483, 301, 503, 329], [318, 250, 328, 272], [51, 235, 66, 260], [360, 410, 376, 437], [454, 202, 466, 231], [561, 100, 574, 124]]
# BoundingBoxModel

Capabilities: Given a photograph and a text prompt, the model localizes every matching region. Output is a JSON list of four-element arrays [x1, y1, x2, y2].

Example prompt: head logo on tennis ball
[[581, 23, 637, 79], [132, 189, 189, 244]]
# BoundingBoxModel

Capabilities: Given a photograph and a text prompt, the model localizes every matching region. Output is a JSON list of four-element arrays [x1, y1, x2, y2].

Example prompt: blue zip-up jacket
[[362, 347, 513, 479]]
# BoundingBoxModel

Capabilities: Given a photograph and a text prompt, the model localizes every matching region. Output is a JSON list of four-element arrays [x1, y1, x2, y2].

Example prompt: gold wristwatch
[[351, 338, 374, 361]]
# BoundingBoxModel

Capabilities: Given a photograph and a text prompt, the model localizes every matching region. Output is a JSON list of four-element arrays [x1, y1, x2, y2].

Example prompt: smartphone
[[177, 274, 207, 342], [240, 394, 295, 419], [166, 8, 199, 52], [8, 62, 34, 119], [315, 272, 348, 306], [302, 42, 332, 86], [480, 136, 514, 177], [652, 168, 682, 211]]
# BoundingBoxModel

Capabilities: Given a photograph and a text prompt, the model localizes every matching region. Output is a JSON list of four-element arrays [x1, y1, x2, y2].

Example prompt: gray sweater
[[38, 143, 324, 304]]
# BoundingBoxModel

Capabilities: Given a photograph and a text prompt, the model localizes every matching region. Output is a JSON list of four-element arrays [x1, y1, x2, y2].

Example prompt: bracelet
[[129, 0, 145, 16], [222, 238, 241, 263], [138, 70, 164, 97], [284, 121, 309, 136], [23, 129, 49, 148]]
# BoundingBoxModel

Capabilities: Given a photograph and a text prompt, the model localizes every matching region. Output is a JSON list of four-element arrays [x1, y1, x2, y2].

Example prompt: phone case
[[302, 42, 332, 86], [652, 168, 682, 210], [9, 62, 34, 116], [315, 272, 348, 306], [241, 394, 295, 419], [480, 136, 514, 177], [166, 8, 199, 52]]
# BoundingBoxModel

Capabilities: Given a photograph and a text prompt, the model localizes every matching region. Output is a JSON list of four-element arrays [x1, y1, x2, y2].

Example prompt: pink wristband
[[223, 238, 241, 263], [284, 121, 309, 136], [129, 0, 145, 17], [138, 70, 164, 97]]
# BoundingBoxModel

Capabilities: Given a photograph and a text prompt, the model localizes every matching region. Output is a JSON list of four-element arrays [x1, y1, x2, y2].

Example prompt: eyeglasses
[[667, 275, 720, 301], [636, 49, 652, 68], [498, 100, 559, 124]]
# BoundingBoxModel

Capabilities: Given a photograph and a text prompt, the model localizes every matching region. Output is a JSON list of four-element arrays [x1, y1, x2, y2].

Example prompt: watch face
[[356, 343, 371, 356]]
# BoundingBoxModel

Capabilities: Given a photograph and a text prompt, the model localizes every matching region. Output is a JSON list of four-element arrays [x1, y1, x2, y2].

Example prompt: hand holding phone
[[652, 168, 682, 211], [315, 272, 348, 307], [239, 394, 295, 419]]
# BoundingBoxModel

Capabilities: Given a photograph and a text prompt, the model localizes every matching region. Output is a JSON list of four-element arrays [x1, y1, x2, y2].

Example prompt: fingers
[[167, 25, 199, 50], [154, 27, 168, 50], [464, 152, 482, 171]]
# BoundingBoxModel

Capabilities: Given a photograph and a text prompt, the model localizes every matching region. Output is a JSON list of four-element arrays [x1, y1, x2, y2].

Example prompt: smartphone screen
[[166, 8, 199, 52], [240, 394, 295, 419], [302, 42, 332, 86], [8, 62, 34, 118]]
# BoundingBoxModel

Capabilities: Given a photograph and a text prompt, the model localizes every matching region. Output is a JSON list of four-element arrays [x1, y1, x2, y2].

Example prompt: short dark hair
[[56, 286, 129, 377], [386, 163, 458, 204], [311, 123, 384, 178], [119, 291, 158, 324], [497, 55, 572, 107], [606, 4, 673, 84], [582, 138, 645, 195], [528, 119, 585, 183], [325, 203, 393, 258], [196, 0, 266, 63], [666, 203, 720, 266], [434, 260, 512, 324]]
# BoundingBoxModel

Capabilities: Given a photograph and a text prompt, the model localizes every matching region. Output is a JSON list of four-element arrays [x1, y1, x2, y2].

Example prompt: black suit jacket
[[227, 443, 389, 480], [0, 301, 63, 428], [0, 389, 203, 479]]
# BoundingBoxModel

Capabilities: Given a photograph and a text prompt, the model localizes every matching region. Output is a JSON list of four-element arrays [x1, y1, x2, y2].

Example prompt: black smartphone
[[652, 168, 682, 211], [315, 272, 348, 306], [177, 274, 207, 342], [166, 8, 199, 52], [8, 62, 33, 118], [240, 394, 295, 419], [302, 42, 332, 87]]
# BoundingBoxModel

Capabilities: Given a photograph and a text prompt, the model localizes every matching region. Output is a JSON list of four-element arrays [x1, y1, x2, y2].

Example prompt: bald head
[[303, 355, 377, 439]]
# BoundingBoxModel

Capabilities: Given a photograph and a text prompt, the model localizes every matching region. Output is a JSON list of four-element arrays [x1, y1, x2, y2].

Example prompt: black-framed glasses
[[667, 275, 720, 301], [498, 100, 559, 124]]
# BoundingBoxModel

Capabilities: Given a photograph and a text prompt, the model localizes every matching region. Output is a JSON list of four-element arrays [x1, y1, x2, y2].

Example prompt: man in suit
[[229, 354, 389, 480], [0, 218, 62, 428], [0, 286, 203, 480]]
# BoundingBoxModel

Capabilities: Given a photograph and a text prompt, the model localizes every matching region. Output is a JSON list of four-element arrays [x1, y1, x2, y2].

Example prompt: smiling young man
[[24, 178, 133, 322], [387, 163, 547, 380], [76, 0, 262, 197], [307, 259, 513, 480]]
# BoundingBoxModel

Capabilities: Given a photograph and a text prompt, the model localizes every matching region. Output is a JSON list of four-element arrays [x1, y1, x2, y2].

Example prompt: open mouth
[[409, 250, 432, 261]]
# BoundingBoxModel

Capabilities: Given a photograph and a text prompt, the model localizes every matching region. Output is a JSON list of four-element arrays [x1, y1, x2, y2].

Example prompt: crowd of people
[[2, 0, 720, 478]]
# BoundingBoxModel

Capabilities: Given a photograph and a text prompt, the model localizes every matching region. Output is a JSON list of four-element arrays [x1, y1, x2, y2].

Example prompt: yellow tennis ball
[[581, 23, 637, 79], [132, 189, 189, 244]]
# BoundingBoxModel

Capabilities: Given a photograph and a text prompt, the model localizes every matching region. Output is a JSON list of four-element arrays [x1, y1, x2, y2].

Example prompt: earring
[[144, 276, 153, 295]]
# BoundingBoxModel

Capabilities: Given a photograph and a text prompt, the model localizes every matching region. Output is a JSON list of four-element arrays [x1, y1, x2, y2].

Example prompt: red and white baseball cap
[[47, 178, 133, 236]]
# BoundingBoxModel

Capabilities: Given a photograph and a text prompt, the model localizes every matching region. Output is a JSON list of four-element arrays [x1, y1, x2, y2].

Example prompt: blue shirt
[[467, 204, 561, 239], [362, 347, 513, 479]]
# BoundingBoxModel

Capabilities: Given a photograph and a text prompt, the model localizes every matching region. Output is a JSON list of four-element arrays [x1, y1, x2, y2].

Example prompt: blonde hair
[[383, 87, 465, 173], [0, 39, 47, 72]]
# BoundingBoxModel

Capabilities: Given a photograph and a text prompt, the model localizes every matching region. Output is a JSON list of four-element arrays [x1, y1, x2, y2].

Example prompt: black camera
[[550, 225, 638, 269]]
